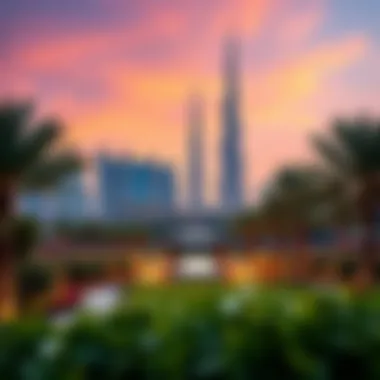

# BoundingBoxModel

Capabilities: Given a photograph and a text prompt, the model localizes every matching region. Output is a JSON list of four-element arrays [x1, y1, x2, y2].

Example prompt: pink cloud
[[275, 3, 325, 47], [42, 31, 369, 204], [2, 0, 375, 204]]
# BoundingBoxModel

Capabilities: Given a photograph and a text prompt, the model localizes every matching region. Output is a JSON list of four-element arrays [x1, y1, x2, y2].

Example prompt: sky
[[1, 0, 380, 207]]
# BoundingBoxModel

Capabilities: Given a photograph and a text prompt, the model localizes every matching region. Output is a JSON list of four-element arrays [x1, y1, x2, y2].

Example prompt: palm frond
[[15, 118, 61, 173], [0, 101, 34, 173], [21, 150, 82, 190], [0, 101, 33, 142], [332, 117, 380, 174], [311, 134, 351, 175]]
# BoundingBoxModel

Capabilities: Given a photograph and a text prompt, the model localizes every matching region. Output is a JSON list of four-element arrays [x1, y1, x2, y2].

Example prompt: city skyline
[[2, 0, 380, 204]]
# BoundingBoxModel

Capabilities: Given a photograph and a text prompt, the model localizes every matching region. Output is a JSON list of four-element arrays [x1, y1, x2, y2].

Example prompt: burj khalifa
[[220, 38, 244, 211]]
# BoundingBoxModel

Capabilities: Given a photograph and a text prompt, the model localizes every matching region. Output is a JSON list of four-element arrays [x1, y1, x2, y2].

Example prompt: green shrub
[[373, 263, 380, 281], [4, 288, 380, 379], [12, 217, 40, 260], [338, 260, 358, 281], [0, 319, 50, 379], [66, 262, 105, 284], [17, 265, 53, 307]]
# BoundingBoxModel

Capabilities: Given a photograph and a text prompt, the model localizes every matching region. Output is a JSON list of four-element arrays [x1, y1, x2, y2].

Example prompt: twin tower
[[187, 38, 244, 212]]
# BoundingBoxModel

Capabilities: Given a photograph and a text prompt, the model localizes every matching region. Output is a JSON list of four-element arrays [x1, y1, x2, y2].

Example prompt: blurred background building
[[97, 154, 176, 221], [220, 38, 244, 212], [187, 94, 205, 213], [55, 173, 86, 223], [17, 172, 86, 223], [16, 38, 247, 226]]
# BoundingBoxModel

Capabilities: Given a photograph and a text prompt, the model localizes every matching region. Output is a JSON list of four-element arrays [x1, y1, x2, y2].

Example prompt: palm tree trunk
[[361, 208, 377, 285], [0, 181, 17, 320], [295, 224, 309, 284], [358, 180, 378, 287]]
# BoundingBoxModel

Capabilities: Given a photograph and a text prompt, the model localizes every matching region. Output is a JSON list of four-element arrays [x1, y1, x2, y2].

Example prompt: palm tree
[[259, 164, 330, 282], [312, 116, 380, 283], [233, 209, 258, 245], [0, 100, 81, 319]]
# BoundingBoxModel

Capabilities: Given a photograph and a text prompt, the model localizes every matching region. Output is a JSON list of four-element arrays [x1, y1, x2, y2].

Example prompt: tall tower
[[220, 37, 244, 211], [187, 94, 204, 211]]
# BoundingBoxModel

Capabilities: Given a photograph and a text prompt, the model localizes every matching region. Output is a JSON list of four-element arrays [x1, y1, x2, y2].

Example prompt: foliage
[[56, 222, 151, 244], [66, 262, 106, 284], [4, 288, 380, 378], [12, 217, 40, 260], [232, 210, 259, 240], [311, 117, 380, 276], [253, 165, 333, 242], [0, 101, 82, 190], [17, 264, 52, 304], [374, 263, 380, 282], [312, 116, 380, 179], [0, 101, 82, 318], [338, 260, 358, 281]]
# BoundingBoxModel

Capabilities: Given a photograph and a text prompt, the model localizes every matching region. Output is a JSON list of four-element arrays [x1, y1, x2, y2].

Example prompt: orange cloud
[[53, 32, 369, 204], [3, 0, 373, 205], [242, 34, 369, 200], [250, 34, 369, 126]]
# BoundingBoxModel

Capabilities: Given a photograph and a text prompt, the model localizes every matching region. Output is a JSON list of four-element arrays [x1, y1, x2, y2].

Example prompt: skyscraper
[[55, 173, 86, 222], [97, 154, 176, 221], [187, 94, 204, 211], [220, 37, 244, 210]]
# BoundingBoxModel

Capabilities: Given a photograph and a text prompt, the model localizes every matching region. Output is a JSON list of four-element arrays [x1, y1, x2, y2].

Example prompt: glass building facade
[[97, 155, 176, 221]]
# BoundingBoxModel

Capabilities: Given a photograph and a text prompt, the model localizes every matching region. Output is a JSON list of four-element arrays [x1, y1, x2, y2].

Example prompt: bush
[[66, 262, 105, 284], [373, 263, 380, 281], [17, 265, 53, 310], [0, 319, 49, 379], [55, 223, 151, 244], [12, 217, 40, 260], [338, 260, 358, 281], [3, 288, 380, 379]]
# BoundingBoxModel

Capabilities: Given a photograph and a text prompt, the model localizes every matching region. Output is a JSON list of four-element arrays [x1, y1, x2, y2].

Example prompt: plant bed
[[4, 287, 380, 378]]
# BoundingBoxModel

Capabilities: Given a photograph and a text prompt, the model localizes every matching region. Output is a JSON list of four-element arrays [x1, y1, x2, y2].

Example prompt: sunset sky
[[1, 0, 380, 207]]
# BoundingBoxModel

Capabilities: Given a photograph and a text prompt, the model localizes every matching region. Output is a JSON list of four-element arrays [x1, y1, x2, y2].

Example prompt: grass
[[127, 281, 230, 308], [122, 282, 362, 325]]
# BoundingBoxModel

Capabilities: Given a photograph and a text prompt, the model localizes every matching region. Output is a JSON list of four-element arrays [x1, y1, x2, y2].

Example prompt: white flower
[[40, 337, 62, 358], [79, 285, 122, 316], [219, 294, 243, 316]]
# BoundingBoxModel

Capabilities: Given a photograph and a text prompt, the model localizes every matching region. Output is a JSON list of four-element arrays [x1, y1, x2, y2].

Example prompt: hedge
[[2, 287, 380, 379], [17, 264, 52, 304], [66, 262, 106, 284], [338, 260, 358, 281], [13, 217, 40, 260]]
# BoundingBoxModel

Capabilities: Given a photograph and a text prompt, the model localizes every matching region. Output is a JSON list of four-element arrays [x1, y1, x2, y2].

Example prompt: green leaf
[[15, 119, 61, 173], [21, 151, 82, 190]]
